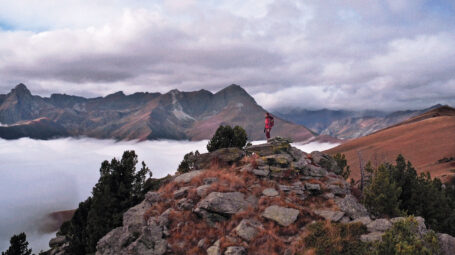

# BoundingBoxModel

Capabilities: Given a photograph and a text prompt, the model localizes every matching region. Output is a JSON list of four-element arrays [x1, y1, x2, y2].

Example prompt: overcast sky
[[0, 0, 454, 111]]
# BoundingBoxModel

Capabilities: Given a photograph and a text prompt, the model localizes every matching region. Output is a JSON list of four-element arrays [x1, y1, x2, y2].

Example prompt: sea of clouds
[[0, 138, 338, 252]]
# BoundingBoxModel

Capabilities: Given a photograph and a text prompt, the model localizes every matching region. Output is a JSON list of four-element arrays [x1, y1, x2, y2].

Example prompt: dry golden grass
[[326, 115, 455, 180]]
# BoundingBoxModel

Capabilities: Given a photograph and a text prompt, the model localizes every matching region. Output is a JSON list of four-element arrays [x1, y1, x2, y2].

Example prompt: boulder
[[360, 232, 383, 242], [173, 186, 192, 199], [304, 165, 328, 177], [314, 210, 345, 222], [207, 240, 221, 255], [123, 200, 152, 236], [262, 205, 300, 227], [224, 246, 247, 255], [234, 219, 262, 241], [49, 236, 66, 248], [438, 233, 455, 255], [176, 198, 195, 211], [194, 148, 245, 169], [196, 184, 212, 197], [263, 154, 293, 167], [145, 191, 163, 203], [351, 216, 372, 226], [174, 170, 204, 183], [204, 177, 219, 185], [310, 151, 341, 174], [196, 192, 249, 215], [253, 169, 269, 177], [288, 147, 306, 161], [335, 195, 369, 220], [305, 183, 321, 191], [262, 188, 279, 197], [367, 219, 392, 232]]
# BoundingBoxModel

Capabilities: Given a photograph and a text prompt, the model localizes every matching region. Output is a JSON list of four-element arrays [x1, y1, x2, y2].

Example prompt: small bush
[[374, 217, 440, 255], [177, 151, 200, 173], [303, 221, 370, 255], [206, 125, 247, 152], [333, 153, 351, 179]]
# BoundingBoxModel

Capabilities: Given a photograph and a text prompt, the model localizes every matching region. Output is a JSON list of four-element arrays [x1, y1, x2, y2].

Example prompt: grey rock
[[438, 233, 455, 255], [323, 193, 335, 199], [126, 223, 167, 255], [264, 154, 293, 167], [278, 185, 292, 192], [360, 232, 384, 242], [305, 183, 321, 191], [262, 188, 279, 197], [173, 186, 192, 199], [174, 170, 204, 183], [262, 205, 300, 227], [96, 227, 123, 255], [288, 147, 306, 161], [49, 236, 66, 248], [240, 164, 253, 172], [207, 240, 221, 255], [176, 198, 195, 210], [328, 184, 349, 196], [269, 166, 289, 172], [224, 246, 247, 255], [291, 157, 311, 170], [335, 195, 369, 219], [367, 219, 392, 232], [234, 219, 262, 241], [145, 191, 162, 203], [197, 192, 249, 215], [123, 200, 152, 236], [197, 184, 212, 197], [415, 216, 428, 236], [304, 165, 328, 177], [314, 210, 345, 222], [253, 169, 269, 177], [310, 151, 341, 174]]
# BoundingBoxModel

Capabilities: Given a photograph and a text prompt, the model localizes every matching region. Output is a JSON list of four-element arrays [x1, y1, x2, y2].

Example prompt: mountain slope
[[276, 105, 443, 139], [0, 84, 315, 141], [325, 106, 455, 180]]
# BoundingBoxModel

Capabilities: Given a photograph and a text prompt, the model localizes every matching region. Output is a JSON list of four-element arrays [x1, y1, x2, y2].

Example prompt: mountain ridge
[[0, 84, 315, 142]]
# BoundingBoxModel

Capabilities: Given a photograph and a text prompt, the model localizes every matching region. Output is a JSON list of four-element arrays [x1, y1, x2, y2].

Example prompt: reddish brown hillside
[[325, 106, 455, 180]]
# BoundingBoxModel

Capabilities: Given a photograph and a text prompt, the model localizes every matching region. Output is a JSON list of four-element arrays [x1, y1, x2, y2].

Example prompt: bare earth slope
[[325, 106, 455, 180]]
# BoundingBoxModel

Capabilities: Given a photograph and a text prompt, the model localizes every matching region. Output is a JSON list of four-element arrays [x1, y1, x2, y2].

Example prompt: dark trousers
[[265, 128, 271, 139]]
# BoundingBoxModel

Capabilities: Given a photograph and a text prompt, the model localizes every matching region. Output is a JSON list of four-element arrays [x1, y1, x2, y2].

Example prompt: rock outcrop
[[48, 137, 455, 255]]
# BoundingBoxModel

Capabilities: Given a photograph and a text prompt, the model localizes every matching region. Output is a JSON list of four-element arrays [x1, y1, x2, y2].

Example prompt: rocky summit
[[47, 137, 455, 255]]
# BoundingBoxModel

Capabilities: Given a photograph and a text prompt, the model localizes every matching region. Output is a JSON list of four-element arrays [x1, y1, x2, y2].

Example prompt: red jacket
[[265, 115, 274, 129]]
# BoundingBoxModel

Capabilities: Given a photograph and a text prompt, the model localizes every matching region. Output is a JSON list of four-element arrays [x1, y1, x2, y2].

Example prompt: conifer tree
[[363, 164, 402, 217], [2, 233, 32, 255]]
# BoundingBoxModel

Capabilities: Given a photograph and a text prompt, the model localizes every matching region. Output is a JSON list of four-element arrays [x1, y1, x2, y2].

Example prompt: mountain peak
[[215, 84, 255, 102], [11, 83, 31, 97]]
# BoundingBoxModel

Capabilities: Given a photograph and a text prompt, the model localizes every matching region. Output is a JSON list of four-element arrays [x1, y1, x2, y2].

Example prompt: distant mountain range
[[0, 84, 316, 141], [325, 105, 455, 180], [275, 104, 444, 139]]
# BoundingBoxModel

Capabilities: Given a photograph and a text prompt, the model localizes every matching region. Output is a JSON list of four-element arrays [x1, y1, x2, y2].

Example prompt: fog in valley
[[0, 138, 338, 252]]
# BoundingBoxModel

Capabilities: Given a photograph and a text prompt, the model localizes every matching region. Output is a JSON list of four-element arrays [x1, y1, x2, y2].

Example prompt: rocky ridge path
[[47, 137, 455, 255]]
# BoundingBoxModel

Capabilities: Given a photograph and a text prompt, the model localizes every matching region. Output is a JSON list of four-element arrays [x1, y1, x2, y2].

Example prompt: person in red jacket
[[264, 112, 274, 139]]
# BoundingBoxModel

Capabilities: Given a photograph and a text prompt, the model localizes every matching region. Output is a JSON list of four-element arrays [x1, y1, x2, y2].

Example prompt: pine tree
[[2, 233, 32, 255], [206, 125, 247, 152], [59, 150, 152, 254], [363, 164, 402, 217]]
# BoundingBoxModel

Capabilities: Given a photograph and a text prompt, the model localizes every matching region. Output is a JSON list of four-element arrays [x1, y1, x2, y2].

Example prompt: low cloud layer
[[0, 0, 454, 110], [0, 137, 208, 252], [0, 137, 338, 252]]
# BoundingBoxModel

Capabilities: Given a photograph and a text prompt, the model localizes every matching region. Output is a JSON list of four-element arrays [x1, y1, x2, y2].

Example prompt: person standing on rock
[[264, 112, 274, 139]]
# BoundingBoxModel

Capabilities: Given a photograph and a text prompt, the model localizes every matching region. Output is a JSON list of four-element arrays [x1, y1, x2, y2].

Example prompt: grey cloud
[[0, 0, 454, 110]]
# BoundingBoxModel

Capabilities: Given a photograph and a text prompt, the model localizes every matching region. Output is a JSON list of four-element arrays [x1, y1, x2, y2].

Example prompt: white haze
[[0, 138, 338, 252]]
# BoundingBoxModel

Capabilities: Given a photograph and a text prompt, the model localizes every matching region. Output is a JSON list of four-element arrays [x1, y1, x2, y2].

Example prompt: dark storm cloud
[[0, 0, 454, 110]]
